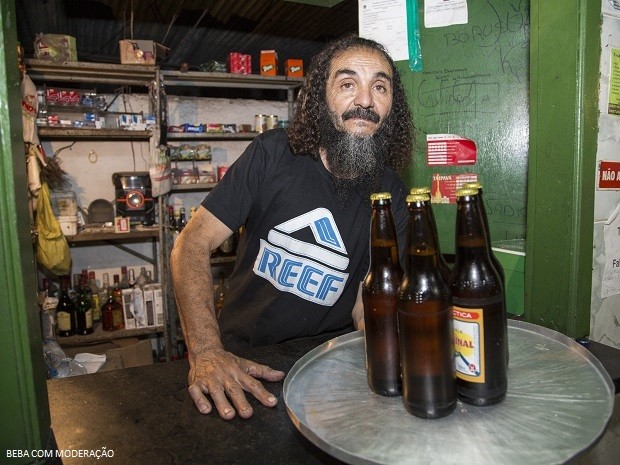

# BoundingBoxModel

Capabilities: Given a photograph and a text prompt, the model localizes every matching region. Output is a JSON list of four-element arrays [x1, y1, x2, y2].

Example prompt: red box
[[284, 59, 303, 77], [260, 50, 278, 76], [228, 52, 252, 74]]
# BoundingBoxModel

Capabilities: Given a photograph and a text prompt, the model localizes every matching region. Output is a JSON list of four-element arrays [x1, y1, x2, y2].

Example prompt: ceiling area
[[16, 0, 359, 71]]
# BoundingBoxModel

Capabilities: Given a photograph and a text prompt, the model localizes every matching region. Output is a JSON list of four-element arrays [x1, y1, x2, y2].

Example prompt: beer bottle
[[410, 186, 451, 283], [451, 188, 507, 406], [362, 192, 402, 396], [398, 193, 456, 418], [461, 182, 505, 285], [56, 276, 76, 337]]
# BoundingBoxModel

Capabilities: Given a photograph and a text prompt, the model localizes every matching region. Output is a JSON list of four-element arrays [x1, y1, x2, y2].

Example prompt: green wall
[[0, 0, 52, 462], [400, 0, 529, 254]]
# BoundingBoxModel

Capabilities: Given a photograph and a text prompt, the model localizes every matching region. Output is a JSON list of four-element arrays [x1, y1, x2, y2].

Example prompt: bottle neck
[[454, 196, 493, 265], [369, 202, 400, 268], [404, 203, 441, 276]]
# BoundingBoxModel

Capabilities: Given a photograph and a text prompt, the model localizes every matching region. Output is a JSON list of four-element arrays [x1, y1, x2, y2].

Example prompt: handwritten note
[[602, 201, 620, 298]]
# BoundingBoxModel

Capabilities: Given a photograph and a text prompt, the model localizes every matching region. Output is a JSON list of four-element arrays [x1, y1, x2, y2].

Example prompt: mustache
[[342, 107, 380, 123]]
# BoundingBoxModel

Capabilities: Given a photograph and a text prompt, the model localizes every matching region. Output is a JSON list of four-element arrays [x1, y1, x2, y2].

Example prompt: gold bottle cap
[[370, 192, 392, 201], [406, 193, 430, 203], [462, 181, 482, 190], [409, 186, 431, 195], [456, 188, 479, 197]]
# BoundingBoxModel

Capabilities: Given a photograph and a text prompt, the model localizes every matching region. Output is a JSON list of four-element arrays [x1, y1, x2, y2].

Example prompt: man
[[170, 35, 414, 420]]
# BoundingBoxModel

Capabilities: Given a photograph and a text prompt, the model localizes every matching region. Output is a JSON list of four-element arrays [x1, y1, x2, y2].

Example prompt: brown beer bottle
[[461, 182, 505, 285], [362, 192, 402, 396], [398, 193, 456, 418], [410, 186, 451, 283], [451, 188, 507, 406]]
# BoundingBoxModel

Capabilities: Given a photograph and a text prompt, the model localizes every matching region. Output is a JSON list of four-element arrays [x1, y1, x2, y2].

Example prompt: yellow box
[[284, 59, 304, 77], [260, 50, 278, 76], [119, 40, 168, 65]]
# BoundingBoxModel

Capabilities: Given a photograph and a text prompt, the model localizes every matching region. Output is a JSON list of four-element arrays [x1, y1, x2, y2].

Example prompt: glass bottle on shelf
[[128, 268, 136, 288], [119, 266, 130, 289], [178, 207, 187, 231], [99, 273, 110, 308], [87, 271, 101, 324], [101, 288, 123, 332], [40, 278, 58, 340], [75, 275, 94, 335], [135, 266, 150, 288], [56, 276, 76, 337], [110, 274, 125, 330]]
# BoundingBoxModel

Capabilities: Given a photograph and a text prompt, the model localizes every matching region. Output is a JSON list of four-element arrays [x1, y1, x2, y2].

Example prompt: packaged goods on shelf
[[198, 60, 227, 73], [222, 124, 237, 133], [34, 34, 77, 63], [169, 144, 212, 161], [284, 59, 304, 77], [182, 123, 205, 133], [206, 123, 223, 132], [260, 50, 278, 76], [228, 52, 252, 74], [119, 39, 168, 65]]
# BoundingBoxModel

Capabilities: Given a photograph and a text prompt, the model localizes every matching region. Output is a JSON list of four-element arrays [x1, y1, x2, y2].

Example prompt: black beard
[[318, 107, 390, 206]]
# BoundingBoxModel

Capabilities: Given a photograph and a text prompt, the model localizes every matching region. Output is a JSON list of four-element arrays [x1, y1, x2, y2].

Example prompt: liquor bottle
[[451, 188, 508, 406], [87, 271, 101, 323], [99, 273, 110, 306], [178, 207, 187, 231], [39, 278, 58, 340], [75, 275, 94, 335], [410, 186, 451, 283], [128, 268, 136, 288], [109, 274, 125, 330], [168, 205, 177, 232], [56, 275, 76, 337], [135, 266, 150, 288], [361, 192, 402, 396], [398, 193, 456, 418], [119, 266, 130, 289], [101, 288, 124, 332]]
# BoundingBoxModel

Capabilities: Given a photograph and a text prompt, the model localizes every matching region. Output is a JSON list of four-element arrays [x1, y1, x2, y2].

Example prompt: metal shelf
[[170, 183, 217, 192], [58, 324, 165, 346], [167, 132, 258, 141], [25, 59, 157, 86], [37, 127, 153, 141], [161, 70, 302, 90], [66, 227, 159, 243]]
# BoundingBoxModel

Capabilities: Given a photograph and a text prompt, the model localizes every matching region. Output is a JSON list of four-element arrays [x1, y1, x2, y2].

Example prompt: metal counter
[[283, 321, 614, 465]]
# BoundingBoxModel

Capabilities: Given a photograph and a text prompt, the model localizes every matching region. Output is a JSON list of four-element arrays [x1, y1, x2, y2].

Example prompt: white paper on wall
[[601, 201, 620, 298], [424, 0, 468, 28]]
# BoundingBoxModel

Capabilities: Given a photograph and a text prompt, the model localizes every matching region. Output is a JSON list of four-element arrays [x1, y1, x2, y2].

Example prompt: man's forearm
[[170, 231, 223, 356]]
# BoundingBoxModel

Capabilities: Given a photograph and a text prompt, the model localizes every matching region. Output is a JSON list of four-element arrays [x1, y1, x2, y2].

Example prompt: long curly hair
[[287, 35, 414, 173]]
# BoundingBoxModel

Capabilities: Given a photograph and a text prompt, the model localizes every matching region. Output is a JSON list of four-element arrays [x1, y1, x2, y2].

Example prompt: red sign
[[427, 134, 477, 166], [431, 173, 478, 204], [598, 160, 620, 190]]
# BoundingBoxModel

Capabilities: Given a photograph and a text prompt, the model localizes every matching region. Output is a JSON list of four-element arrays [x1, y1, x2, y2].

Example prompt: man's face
[[325, 47, 393, 137]]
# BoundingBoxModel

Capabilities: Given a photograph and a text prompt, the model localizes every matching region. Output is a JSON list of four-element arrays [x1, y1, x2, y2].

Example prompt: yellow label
[[453, 306, 485, 383], [57, 311, 71, 331], [85, 309, 93, 328]]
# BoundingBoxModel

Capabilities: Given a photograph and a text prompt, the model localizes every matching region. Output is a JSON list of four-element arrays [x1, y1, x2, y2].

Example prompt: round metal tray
[[283, 321, 614, 465]]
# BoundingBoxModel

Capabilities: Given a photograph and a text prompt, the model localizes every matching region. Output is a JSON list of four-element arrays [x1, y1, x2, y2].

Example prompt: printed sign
[[431, 172, 478, 204], [427, 134, 477, 166], [598, 160, 620, 190]]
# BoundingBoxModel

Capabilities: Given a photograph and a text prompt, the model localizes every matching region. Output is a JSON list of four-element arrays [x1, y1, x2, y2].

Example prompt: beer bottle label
[[57, 311, 72, 332], [453, 306, 485, 383]]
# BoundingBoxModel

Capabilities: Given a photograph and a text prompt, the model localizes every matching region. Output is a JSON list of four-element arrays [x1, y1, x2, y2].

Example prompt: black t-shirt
[[202, 129, 408, 352]]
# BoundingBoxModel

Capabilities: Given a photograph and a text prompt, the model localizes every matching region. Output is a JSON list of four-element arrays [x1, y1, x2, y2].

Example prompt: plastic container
[[57, 215, 78, 236], [51, 190, 77, 217]]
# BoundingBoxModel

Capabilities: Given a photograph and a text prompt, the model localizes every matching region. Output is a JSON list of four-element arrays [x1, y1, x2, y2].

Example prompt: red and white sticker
[[427, 134, 477, 166], [431, 172, 478, 204], [598, 160, 620, 190]]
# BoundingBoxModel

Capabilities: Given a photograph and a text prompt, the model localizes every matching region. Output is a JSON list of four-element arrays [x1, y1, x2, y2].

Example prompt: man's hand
[[187, 348, 286, 420]]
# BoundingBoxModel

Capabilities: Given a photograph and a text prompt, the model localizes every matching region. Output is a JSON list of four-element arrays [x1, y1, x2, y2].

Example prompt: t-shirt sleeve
[[201, 133, 275, 231]]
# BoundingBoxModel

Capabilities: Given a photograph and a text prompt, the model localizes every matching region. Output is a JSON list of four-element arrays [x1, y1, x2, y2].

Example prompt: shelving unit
[[26, 59, 171, 360], [160, 70, 302, 354]]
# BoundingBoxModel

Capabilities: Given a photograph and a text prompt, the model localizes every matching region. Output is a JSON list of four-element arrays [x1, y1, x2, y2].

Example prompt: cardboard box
[[63, 338, 153, 370], [34, 34, 77, 62], [145, 283, 165, 326], [492, 239, 525, 317], [260, 50, 278, 76], [119, 39, 168, 65], [284, 59, 303, 77], [121, 288, 137, 329]]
